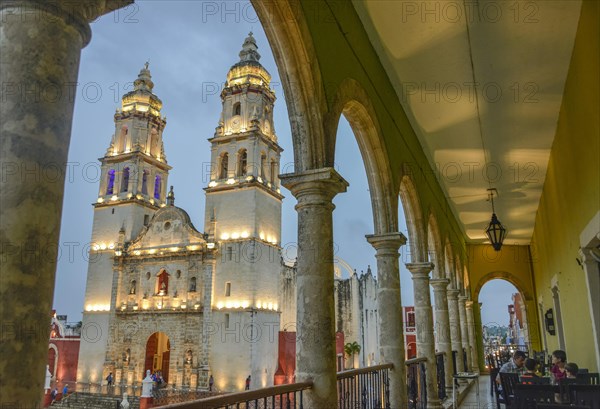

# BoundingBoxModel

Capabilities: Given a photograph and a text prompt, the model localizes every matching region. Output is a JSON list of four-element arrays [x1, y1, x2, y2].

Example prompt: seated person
[[496, 350, 527, 398], [565, 362, 578, 379], [520, 358, 540, 383], [550, 350, 567, 384]]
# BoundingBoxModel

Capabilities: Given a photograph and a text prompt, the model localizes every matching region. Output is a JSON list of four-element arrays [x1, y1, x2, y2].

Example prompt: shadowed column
[[447, 288, 465, 377], [458, 295, 470, 370], [465, 300, 479, 372], [431, 278, 453, 394], [280, 168, 348, 409], [366, 232, 408, 408], [0, 1, 130, 405], [406, 262, 441, 408]]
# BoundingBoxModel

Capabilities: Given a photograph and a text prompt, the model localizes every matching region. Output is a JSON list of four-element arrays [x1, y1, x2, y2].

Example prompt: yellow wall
[[530, 0, 599, 371]]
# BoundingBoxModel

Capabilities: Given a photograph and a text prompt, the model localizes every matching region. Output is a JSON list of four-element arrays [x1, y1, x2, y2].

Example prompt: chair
[[520, 375, 550, 385], [559, 377, 580, 403], [513, 384, 556, 408], [499, 372, 520, 408], [490, 367, 499, 397], [586, 372, 599, 385], [492, 373, 506, 409], [570, 384, 600, 409]]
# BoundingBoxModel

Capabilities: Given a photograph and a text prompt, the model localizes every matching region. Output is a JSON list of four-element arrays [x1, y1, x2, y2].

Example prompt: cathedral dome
[[226, 32, 272, 88], [121, 62, 163, 116]]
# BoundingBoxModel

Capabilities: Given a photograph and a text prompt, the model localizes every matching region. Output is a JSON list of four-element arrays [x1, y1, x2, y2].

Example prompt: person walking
[[209, 375, 214, 391], [106, 372, 114, 387], [245, 375, 251, 390]]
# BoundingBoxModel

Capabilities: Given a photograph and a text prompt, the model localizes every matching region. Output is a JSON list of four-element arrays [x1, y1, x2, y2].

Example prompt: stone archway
[[475, 274, 534, 370], [145, 332, 171, 383]]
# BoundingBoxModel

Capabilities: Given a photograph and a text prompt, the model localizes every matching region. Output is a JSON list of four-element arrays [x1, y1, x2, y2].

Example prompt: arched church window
[[106, 170, 116, 195], [121, 167, 130, 192], [154, 175, 162, 200], [270, 159, 277, 184], [189, 277, 197, 292], [157, 270, 169, 295], [233, 102, 241, 116], [150, 128, 159, 157], [142, 170, 148, 195], [220, 153, 229, 179], [260, 153, 266, 178], [238, 150, 248, 176], [129, 280, 136, 295], [119, 126, 128, 153]]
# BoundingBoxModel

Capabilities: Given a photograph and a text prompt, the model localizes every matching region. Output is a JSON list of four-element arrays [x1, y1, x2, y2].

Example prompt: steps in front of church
[[51, 392, 140, 409]]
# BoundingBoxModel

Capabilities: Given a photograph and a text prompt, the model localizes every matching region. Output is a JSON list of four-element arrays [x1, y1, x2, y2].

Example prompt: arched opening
[[269, 158, 276, 184], [233, 102, 241, 116], [106, 169, 116, 195], [145, 332, 171, 383], [141, 170, 149, 195], [332, 116, 378, 369], [121, 167, 130, 193], [220, 153, 229, 180], [238, 149, 248, 176], [157, 270, 169, 295], [399, 176, 426, 263], [154, 175, 162, 200], [260, 153, 267, 179], [478, 278, 530, 368], [118, 126, 128, 153], [48, 346, 57, 379], [129, 279, 136, 295]]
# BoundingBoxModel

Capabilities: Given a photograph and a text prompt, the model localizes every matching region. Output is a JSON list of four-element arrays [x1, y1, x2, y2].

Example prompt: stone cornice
[[280, 168, 348, 207], [365, 232, 407, 252], [430, 278, 450, 290], [405, 262, 434, 275]]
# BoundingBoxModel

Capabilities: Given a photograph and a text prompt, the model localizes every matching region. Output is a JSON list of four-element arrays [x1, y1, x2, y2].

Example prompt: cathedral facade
[[77, 34, 378, 392]]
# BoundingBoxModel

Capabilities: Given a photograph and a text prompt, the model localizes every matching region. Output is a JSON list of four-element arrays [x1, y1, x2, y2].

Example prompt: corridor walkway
[[458, 375, 495, 409]]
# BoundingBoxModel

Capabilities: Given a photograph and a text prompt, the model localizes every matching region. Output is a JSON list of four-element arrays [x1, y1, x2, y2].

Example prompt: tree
[[344, 342, 361, 369]]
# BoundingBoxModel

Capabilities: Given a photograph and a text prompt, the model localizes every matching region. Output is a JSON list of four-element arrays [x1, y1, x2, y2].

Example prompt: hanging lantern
[[485, 189, 507, 251]]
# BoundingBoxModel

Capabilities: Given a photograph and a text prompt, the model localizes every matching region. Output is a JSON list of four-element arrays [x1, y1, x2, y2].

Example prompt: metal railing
[[435, 352, 446, 400], [337, 364, 392, 409], [153, 390, 222, 406], [406, 357, 427, 409], [152, 382, 313, 409]]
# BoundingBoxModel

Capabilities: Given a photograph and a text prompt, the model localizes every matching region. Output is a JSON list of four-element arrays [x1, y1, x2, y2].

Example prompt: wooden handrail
[[336, 363, 394, 379], [153, 382, 313, 409]]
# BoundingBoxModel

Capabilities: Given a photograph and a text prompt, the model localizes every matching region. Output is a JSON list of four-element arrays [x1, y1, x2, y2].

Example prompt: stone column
[[447, 289, 465, 376], [406, 262, 441, 408], [280, 168, 348, 409], [430, 278, 453, 394], [465, 300, 479, 372], [0, 2, 93, 406], [458, 295, 470, 370], [366, 232, 408, 408]]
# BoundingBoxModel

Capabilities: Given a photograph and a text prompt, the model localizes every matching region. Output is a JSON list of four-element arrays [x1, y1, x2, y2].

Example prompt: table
[[453, 372, 480, 408]]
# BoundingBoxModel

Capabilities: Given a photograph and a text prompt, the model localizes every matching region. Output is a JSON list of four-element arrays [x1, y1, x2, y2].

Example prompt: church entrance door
[[145, 332, 171, 383]]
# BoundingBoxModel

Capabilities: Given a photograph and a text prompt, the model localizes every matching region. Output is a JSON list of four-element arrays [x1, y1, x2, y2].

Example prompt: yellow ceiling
[[352, 0, 582, 244]]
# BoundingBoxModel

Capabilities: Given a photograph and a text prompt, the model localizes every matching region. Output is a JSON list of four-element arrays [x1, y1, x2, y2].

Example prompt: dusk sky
[[53, 0, 515, 328]]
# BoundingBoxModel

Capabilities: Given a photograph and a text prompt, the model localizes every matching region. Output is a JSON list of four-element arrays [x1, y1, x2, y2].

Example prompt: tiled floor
[[458, 375, 498, 409]]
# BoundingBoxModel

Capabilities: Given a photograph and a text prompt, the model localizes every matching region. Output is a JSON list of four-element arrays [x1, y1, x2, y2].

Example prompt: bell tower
[[205, 33, 283, 390], [205, 32, 283, 244], [78, 64, 172, 383]]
